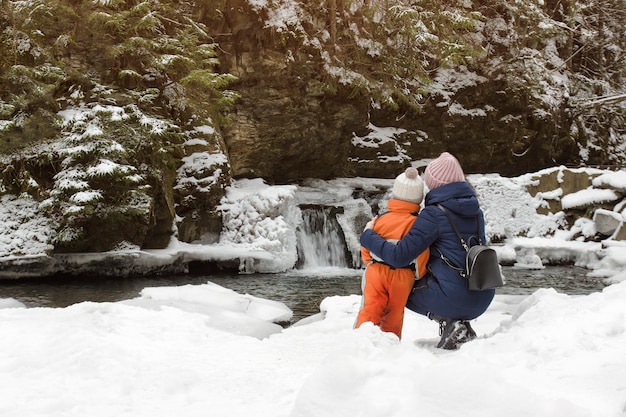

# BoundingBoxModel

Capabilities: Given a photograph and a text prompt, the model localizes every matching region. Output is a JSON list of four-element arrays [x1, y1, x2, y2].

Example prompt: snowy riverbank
[[2, 166, 626, 279]]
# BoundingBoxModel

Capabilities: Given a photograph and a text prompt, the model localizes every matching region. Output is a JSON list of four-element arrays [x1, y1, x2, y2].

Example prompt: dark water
[[499, 266, 607, 296], [0, 266, 608, 322]]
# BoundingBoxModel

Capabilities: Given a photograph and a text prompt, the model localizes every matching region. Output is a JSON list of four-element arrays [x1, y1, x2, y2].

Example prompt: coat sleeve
[[360, 208, 440, 267]]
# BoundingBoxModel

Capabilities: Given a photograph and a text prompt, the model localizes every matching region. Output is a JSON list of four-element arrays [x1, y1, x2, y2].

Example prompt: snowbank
[[0, 277, 625, 417]]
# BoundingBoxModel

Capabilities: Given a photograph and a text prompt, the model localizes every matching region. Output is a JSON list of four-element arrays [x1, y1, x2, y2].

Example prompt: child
[[355, 167, 430, 339]]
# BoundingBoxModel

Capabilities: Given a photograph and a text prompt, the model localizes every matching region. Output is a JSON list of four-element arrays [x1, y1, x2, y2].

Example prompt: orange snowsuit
[[355, 199, 430, 339]]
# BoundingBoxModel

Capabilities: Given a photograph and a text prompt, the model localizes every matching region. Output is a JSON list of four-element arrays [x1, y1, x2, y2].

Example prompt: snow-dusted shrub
[[469, 174, 567, 242], [218, 179, 299, 273]]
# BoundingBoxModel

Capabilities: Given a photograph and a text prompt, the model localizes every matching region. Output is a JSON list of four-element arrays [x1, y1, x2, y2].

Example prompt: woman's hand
[[363, 215, 378, 232]]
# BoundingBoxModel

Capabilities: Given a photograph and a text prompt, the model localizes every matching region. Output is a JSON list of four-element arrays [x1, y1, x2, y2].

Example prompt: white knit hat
[[424, 152, 465, 190], [392, 167, 424, 204]]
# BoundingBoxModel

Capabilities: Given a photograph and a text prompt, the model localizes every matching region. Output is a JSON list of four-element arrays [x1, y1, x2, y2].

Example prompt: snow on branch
[[574, 93, 626, 108]]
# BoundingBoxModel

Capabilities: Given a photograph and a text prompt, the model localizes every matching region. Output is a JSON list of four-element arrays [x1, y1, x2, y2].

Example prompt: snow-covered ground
[[1, 166, 626, 416], [1, 272, 625, 417]]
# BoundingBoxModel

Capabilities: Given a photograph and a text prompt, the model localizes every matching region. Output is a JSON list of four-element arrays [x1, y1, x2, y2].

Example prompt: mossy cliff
[[0, 0, 624, 261]]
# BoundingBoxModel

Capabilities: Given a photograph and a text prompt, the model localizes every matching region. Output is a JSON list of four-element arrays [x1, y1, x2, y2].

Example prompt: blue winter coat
[[360, 181, 495, 320]]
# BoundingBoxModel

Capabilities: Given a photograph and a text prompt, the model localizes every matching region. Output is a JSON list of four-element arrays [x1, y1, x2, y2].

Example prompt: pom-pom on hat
[[424, 152, 465, 190], [392, 167, 424, 204]]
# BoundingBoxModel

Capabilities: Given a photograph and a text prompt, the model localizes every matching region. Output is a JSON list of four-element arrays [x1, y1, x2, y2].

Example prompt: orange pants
[[355, 262, 415, 339]]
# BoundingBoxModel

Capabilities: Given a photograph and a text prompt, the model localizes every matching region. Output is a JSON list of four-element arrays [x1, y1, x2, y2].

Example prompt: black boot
[[436, 318, 468, 350], [461, 320, 477, 342], [427, 313, 474, 350]]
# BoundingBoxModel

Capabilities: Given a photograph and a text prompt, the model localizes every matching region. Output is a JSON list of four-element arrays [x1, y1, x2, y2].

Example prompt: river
[[0, 265, 607, 322]]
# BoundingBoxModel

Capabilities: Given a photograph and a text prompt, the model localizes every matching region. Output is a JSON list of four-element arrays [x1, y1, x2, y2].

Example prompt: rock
[[526, 167, 597, 197], [613, 222, 626, 241], [593, 209, 623, 236], [222, 83, 366, 182], [592, 171, 626, 193], [561, 188, 621, 210]]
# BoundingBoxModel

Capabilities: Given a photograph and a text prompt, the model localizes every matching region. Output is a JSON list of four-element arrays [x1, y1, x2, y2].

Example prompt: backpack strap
[[435, 204, 484, 277], [437, 204, 469, 252], [437, 204, 483, 247]]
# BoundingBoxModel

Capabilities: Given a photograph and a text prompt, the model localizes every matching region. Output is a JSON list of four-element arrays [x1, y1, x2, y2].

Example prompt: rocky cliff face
[[0, 0, 624, 260], [208, 0, 615, 181]]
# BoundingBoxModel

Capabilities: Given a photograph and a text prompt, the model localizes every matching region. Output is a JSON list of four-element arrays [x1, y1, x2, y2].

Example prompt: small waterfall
[[296, 206, 351, 269]]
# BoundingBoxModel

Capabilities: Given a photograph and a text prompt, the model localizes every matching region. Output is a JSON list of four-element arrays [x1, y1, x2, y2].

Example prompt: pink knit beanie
[[392, 167, 424, 204], [424, 152, 465, 190]]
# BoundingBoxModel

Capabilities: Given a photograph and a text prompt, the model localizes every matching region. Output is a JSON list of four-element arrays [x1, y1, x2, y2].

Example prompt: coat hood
[[424, 181, 481, 217]]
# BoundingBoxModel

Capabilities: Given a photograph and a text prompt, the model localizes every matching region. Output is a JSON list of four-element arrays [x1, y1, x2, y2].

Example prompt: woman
[[360, 152, 495, 349]]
